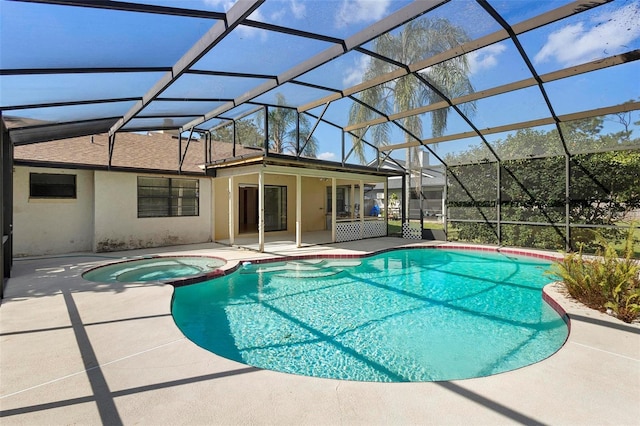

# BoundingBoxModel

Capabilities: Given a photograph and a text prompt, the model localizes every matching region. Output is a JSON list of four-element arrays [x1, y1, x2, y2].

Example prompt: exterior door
[[239, 186, 258, 234]]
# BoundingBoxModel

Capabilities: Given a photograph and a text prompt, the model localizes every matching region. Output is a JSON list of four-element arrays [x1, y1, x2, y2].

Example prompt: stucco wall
[[213, 177, 230, 240], [266, 174, 297, 232], [301, 177, 327, 231], [93, 171, 212, 252], [13, 166, 94, 256]]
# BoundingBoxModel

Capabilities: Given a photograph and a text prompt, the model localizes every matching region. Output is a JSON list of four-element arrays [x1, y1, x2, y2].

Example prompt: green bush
[[548, 225, 640, 323]]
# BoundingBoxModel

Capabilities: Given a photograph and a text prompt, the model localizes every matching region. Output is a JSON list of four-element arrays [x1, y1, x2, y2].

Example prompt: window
[[30, 173, 76, 198], [326, 186, 348, 214], [137, 177, 199, 218]]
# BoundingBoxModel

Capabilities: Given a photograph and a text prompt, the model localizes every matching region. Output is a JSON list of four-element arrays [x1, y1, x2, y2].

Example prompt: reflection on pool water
[[83, 256, 225, 283], [172, 249, 569, 382]]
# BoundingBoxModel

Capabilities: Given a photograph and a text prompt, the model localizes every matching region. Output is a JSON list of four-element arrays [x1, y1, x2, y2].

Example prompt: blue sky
[[1, 0, 639, 164]]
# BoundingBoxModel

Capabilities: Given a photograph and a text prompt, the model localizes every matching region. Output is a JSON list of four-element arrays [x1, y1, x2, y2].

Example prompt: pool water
[[83, 256, 225, 283], [172, 249, 568, 382]]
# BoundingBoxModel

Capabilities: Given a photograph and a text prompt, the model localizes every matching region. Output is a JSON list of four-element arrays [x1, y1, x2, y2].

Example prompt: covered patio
[[206, 153, 402, 252]]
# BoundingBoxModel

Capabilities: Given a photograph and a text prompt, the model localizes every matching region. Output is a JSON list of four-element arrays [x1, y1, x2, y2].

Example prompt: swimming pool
[[172, 249, 569, 382], [83, 256, 226, 283]]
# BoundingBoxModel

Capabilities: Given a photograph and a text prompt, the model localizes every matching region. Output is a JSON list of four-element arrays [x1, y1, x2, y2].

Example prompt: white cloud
[[270, 8, 286, 22], [467, 43, 506, 75], [342, 54, 371, 87], [318, 152, 337, 161], [289, 0, 306, 19], [534, 1, 640, 67], [203, 0, 235, 12], [268, 0, 305, 23], [335, 0, 391, 28]]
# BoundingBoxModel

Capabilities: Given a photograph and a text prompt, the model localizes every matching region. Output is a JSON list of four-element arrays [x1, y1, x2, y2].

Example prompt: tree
[[446, 118, 640, 252], [605, 99, 639, 143], [347, 17, 475, 165], [209, 118, 264, 147], [264, 93, 318, 158]]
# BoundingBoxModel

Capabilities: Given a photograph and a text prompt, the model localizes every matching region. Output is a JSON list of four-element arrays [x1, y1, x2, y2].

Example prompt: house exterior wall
[[13, 160, 391, 256], [301, 177, 327, 231], [93, 171, 212, 252], [13, 166, 94, 256], [14, 167, 214, 255], [213, 177, 230, 240], [266, 174, 296, 233]]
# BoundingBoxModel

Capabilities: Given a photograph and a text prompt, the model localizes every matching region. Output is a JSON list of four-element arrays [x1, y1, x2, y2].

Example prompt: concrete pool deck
[[1, 238, 639, 425]]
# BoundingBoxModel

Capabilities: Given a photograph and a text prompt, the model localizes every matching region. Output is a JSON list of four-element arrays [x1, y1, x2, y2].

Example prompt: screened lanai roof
[[1, 0, 639, 169]]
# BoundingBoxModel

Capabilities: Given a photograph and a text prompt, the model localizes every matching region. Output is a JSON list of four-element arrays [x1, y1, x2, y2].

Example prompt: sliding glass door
[[264, 185, 287, 231], [240, 184, 287, 233]]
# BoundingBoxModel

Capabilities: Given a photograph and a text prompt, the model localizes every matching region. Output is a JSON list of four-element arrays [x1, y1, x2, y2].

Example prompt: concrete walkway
[[1, 239, 639, 425]]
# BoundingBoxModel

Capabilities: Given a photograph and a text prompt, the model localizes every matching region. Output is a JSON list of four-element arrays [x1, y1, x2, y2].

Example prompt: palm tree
[[348, 17, 475, 165], [266, 93, 318, 158]]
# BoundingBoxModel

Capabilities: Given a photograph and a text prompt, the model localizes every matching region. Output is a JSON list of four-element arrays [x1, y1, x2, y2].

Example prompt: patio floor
[[1, 238, 639, 425]]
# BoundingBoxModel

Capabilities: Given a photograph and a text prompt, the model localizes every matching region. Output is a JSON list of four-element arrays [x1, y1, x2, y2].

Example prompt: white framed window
[[137, 176, 199, 218], [29, 173, 76, 199]]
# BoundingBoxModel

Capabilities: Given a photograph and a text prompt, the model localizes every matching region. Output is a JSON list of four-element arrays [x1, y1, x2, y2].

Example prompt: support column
[[296, 174, 302, 248], [443, 169, 448, 239], [384, 179, 388, 236], [359, 179, 364, 239], [1, 115, 13, 287], [210, 177, 216, 242], [350, 184, 355, 217], [258, 170, 265, 253], [331, 178, 337, 243], [565, 154, 571, 252], [401, 173, 407, 224], [419, 152, 424, 232], [228, 176, 235, 246], [497, 162, 501, 245]]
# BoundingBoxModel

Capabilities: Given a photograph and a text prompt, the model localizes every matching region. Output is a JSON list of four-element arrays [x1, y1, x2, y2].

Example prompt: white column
[[350, 184, 355, 218], [331, 177, 337, 243], [210, 178, 216, 242], [359, 179, 364, 239], [228, 176, 235, 246], [258, 170, 264, 253], [296, 174, 302, 248], [384, 179, 389, 235]]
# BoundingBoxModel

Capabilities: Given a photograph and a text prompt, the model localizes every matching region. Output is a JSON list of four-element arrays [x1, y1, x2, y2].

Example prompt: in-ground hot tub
[[83, 256, 226, 283]]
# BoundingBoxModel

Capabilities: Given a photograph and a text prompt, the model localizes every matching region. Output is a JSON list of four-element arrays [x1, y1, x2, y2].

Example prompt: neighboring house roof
[[13, 132, 261, 174], [385, 174, 445, 190]]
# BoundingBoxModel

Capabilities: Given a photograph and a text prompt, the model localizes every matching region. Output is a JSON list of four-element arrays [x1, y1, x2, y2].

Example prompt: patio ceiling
[[1, 0, 639, 166]]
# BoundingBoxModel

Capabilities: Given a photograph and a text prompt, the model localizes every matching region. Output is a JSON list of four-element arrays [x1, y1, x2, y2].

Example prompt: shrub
[[548, 225, 640, 323]]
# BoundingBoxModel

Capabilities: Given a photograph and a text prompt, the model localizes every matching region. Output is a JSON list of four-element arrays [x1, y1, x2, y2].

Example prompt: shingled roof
[[14, 132, 261, 174]]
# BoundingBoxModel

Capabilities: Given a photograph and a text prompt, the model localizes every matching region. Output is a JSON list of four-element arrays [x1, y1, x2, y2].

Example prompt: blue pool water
[[83, 256, 225, 283], [172, 249, 568, 382]]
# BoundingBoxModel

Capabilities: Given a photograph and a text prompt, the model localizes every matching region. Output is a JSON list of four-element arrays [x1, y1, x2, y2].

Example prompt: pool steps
[[240, 259, 362, 278]]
